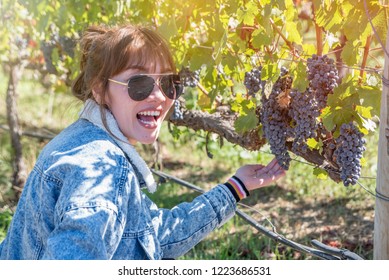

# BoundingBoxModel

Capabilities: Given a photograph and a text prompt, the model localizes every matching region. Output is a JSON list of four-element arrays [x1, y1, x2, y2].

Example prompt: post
[[373, 29, 389, 259], [5, 63, 27, 197]]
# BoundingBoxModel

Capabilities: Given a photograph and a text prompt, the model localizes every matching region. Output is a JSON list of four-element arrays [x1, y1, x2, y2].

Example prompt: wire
[[151, 168, 364, 260], [382, 75, 389, 87], [363, 0, 389, 59]]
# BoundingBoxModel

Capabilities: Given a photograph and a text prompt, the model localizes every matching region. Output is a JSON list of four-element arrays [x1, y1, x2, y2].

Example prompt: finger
[[259, 161, 277, 174]]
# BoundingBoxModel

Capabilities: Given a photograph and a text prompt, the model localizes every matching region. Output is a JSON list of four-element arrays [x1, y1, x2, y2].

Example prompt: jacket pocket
[[114, 226, 161, 260], [137, 228, 161, 260]]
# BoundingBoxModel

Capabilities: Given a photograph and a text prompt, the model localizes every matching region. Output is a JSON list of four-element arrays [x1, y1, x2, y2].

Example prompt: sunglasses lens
[[127, 74, 183, 101], [160, 75, 183, 99], [127, 75, 155, 101]]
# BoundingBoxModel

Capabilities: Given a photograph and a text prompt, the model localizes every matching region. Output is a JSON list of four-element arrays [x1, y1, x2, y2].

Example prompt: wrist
[[224, 176, 250, 202]]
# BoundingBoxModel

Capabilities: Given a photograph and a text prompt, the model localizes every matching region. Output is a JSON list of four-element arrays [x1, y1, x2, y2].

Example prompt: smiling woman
[[0, 23, 285, 260]]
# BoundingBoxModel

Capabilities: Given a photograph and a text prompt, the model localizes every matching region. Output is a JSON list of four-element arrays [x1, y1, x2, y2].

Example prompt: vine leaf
[[313, 167, 329, 180], [285, 21, 302, 45], [358, 85, 381, 117], [291, 60, 308, 92], [234, 110, 258, 134], [307, 138, 322, 153], [251, 28, 272, 49], [341, 40, 362, 66], [315, 2, 343, 32], [261, 63, 279, 82]]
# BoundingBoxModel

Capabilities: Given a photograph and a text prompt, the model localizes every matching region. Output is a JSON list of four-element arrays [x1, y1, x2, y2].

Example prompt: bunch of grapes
[[333, 122, 366, 186], [170, 100, 184, 121], [41, 40, 57, 74], [307, 54, 339, 109], [261, 73, 292, 170], [59, 36, 76, 57], [179, 67, 200, 88], [244, 67, 265, 97], [288, 88, 319, 153]]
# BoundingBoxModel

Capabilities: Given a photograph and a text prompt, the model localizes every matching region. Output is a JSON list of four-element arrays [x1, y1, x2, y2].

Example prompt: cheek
[[167, 100, 175, 109], [163, 100, 175, 118]]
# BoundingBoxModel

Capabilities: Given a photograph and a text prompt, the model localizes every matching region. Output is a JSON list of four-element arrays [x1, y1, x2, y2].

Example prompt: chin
[[138, 134, 159, 145]]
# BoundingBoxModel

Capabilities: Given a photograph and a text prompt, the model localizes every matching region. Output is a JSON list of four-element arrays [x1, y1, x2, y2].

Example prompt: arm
[[145, 184, 237, 259], [146, 157, 285, 259]]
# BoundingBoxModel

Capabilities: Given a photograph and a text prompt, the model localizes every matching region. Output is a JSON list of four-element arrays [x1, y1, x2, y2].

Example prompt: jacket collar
[[79, 99, 157, 193]]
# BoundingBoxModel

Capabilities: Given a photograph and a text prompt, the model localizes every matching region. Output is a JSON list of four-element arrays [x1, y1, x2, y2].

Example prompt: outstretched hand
[[234, 158, 286, 192]]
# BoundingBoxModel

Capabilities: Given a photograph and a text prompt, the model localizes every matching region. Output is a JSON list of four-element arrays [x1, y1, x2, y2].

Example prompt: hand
[[234, 158, 286, 192]]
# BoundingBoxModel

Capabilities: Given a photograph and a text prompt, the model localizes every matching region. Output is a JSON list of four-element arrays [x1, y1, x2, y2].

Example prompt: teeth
[[138, 111, 160, 117], [139, 119, 154, 125]]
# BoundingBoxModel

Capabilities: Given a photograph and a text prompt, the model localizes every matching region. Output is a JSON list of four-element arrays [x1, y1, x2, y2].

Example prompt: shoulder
[[37, 119, 133, 180]]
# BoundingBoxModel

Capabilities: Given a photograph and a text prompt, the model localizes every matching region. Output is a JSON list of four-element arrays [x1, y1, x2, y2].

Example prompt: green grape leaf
[[159, 18, 178, 41], [355, 105, 372, 119], [262, 63, 279, 82], [234, 109, 258, 133], [307, 138, 322, 151], [358, 85, 381, 117], [291, 60, 308, 91], [237, 2, 258, 26], [313, 168, 329, 180], [302, 43, 317, 56], [285, 21, 302, 45], [315, 2, 343, 32], [321, 106, 356, 133], [355, 114, 377, 135], [251, 29, 272, 49], [341, 40, 362, 66]]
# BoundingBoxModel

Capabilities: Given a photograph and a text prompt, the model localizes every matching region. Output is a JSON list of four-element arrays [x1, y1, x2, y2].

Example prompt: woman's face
[[105, 64, 175, 145]]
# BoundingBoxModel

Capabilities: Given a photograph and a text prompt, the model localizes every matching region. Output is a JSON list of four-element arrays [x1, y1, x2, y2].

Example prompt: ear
[[91, 84, 104, 104]]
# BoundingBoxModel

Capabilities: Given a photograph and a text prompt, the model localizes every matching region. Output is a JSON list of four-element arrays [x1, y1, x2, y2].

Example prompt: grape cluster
[[179, 67, 200, 88], [244, 67, 265, 97], [41, 41, 57, 74], [307, 54, 339, 109], [289, 88, 319, 153], [261, 73, 292, 170], [333, 122, 366, 186], [170, 100, 184, 120], [59, 36, 76, 57]]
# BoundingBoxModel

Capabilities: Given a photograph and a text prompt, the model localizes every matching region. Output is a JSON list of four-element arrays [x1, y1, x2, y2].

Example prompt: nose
[[146, 80, 166, 102]]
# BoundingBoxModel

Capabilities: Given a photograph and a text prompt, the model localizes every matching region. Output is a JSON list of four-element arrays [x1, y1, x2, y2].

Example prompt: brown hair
[[71, 24, 176, 137], [72, 24, 176, 102]]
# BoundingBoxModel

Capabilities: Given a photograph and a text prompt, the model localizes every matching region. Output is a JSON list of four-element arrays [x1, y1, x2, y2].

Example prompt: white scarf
[[79, 99, 157, 193]]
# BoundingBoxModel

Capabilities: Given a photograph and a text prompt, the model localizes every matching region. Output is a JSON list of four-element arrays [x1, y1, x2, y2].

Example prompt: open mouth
[[136, 110, 161, 127]]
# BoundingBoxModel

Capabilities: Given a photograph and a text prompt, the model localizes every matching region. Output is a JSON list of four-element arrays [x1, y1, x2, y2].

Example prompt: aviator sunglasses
[[108, 73, 183, 101]]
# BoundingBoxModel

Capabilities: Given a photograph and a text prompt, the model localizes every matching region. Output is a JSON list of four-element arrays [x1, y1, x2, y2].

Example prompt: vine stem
[[253, 0, 297, 57], [195, 82, 222, 107], [359, 34, 373, 84], [269, 18, 297, 57], [314, 23, 323, 56], [312, 2, 323, 56]]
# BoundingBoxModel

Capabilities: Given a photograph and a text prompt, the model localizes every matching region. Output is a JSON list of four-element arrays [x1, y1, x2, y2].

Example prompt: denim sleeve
[[41, 203, 123, 260], [145, 184, 237, 259]]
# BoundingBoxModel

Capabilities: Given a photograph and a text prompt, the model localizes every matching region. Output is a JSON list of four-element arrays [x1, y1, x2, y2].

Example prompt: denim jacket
[[0, 118, 237, 260]]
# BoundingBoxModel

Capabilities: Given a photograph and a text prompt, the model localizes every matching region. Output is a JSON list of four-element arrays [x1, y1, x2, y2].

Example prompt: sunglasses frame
[[108, 73, 182, 101]]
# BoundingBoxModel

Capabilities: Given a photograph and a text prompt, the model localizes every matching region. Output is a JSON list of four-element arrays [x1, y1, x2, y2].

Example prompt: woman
[[0, 24, 285, 259]]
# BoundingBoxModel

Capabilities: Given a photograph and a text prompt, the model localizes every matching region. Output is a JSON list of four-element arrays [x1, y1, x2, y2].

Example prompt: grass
[[0, 69, 378, 259]]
